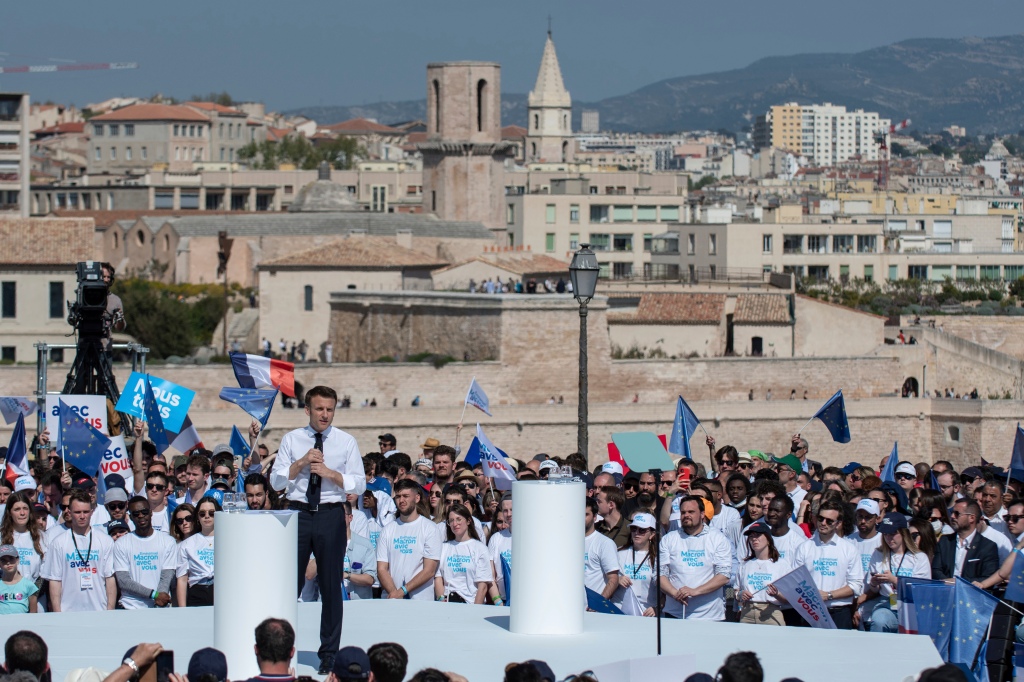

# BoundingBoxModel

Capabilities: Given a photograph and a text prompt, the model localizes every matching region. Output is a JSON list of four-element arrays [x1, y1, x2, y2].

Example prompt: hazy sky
[[4, 0, 1024, 112]]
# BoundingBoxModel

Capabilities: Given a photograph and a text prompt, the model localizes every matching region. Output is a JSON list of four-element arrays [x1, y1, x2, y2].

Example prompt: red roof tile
[[91, 104, 210, 123], [614, 293, 726, 324], [33, 122, 86, 135], [502, 125, 527, 138], [259, 236, 447, 269], [0, 218, 94, 265], [733, 294, 790, 324], [184, 101, 246, 116]]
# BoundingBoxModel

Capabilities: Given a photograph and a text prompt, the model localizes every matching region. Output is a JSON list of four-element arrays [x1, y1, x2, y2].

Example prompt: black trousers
[[296, 505, 347, 660], [788, 604, 854, 629], [186, 583, 214, 607]]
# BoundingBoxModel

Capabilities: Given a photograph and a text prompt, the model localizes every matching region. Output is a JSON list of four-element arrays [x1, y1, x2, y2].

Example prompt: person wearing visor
[[855, 512, 931, 632]]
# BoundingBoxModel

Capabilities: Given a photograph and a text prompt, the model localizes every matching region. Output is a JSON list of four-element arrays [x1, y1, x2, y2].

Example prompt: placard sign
[[114, 372, 195, 432], [45, 395, 108, 449]]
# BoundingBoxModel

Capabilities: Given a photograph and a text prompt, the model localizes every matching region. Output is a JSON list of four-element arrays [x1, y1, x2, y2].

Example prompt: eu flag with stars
[[144, 377, 170, 454], [59, 399, 112, 476], [912, 581, 955, 660], [880, 442, 898, 484], [950, 578, 999, 677], [219, 388, 277, 429], [586, 587, 624, 615], [668, 395, 700, 459], [811, 389, 851, 443], [1004, 552, 1024, 603], [230, 425, 250, 458]]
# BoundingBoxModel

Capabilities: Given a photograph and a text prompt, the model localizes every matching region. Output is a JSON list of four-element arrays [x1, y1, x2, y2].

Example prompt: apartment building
[[0, 93, 30, 217], [88, 104, 212, 174], [184, 102, 264, 164], [651, 214, 1023, 283], [754, 102, 889, 167]]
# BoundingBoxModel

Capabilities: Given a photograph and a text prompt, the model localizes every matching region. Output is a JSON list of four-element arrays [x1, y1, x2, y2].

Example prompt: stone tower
[[420, 62, 514, 229], [525, 32, 573, 163]]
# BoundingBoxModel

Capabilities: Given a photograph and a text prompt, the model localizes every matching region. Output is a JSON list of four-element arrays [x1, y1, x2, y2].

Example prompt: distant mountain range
[[286, 34, 1024, 135]]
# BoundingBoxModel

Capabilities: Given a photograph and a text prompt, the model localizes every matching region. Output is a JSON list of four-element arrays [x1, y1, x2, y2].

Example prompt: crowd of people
[[3, 383, 1022, 680], [467, 277, 571, 295]]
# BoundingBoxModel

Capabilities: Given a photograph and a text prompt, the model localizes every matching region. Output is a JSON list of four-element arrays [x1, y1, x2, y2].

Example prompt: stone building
[[525, 32, 574, 164]]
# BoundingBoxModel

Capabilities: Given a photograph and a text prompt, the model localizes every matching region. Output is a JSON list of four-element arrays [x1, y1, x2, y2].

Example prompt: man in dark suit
[[932, 499, 1000, 582]]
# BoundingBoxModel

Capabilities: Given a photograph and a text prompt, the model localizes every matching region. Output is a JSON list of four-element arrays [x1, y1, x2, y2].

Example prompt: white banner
[[98, 435, 131, 480], [772, 564, 837, 629], [0, 397, 37, 424], [45, 395, 108, 449]]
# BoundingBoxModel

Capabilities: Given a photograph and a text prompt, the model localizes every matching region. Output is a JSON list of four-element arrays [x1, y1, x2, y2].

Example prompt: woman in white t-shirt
[[736, 520, 791, 626], [434, 504, 492, 604], [856, 512, 931, 633], [614, 512, 658, 616], [175, 496, 218, 607], [0, 491, 45, 582]]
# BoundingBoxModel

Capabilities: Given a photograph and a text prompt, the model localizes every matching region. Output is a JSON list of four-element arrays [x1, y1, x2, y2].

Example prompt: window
[[1005, 265, 1024, 280], [643, 233, 653, 253], [589, 234, 610, 251], [174, 125, 180, 136], [304, 285, 313, 311], [569, 204, 579, 223], [613, 205, 633, 222], [613, 234, 633, 251], [807, 265, 829, 281], [783, 235, 803, 254], [833, 235, 854, 253], [219, 123, 224, 137], [93, 124, 103, 136], [154, 191, 174, 209], [109, 124, 119, 136], [49, 348, 63, 363], [125, 147, 132, 160], [637, 206, 657, 222], [889, 265, 899, 281], [981, 265, 1001, 281], [708, 234, 717, 255], [908, 265, 928, 280], [371, 185, 387, 212], [141, 146, 147, 160], [0, 347, 13, 363], [545, 204, 556, 224], [956, 266, 976, 281], [1, 281, 14, 318], [864, 265, 874, 282], [660, 206, 679, 222], [189, 125, 196, 137], [545, 233, 555, 252], [762, 234, 772, 254], [807, 235, 827, 253], [46, 281, 65, 318], [839, 264, 850, 282], [506, 204, 515, 224], [613, 262, 633, 279], [687, 233, 695, 255], [110, 147, 117, 160], [858, 235, 876, 253], [175, 147, 180, 161], [180, 192, 199, 209], [125, 124, 134, 136], [569, 233, 579, 250], [933, 220, 952, 238], [94, 147, 101, 161], [590, 205, 610, 223], [220, 148, 225, 161]]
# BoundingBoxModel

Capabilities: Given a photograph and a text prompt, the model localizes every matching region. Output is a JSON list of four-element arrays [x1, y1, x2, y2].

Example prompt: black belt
[[290, 501, 344, 512]]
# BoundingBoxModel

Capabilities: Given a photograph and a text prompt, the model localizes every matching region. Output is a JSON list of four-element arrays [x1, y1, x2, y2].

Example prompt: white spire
[[528, 33, 571, 109]]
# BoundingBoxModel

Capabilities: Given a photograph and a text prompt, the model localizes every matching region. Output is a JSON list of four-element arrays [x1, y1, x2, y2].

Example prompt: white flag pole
[[455, 377, 474, 448]]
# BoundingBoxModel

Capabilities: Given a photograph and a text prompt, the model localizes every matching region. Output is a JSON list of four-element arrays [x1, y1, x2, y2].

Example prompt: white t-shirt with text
[[113, 531, 178, 609], [376, 515, 442, 601]]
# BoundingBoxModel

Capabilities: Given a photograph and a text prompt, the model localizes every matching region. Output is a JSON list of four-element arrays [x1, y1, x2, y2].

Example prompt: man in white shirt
[[772, 454, 806, 513], [271, 385, 366, 675], [177, 454, 211, 506], [40, 490, 116, 611], [144, 471, 173, 534], [376, 478, 441, 602], [850, 499, 883, 575], [658, 496, 732, 621], [488, 494, 513, 602], [584, 498, 619, 599], [793, 498, 863, 630], [701, 479, 741, 538], [113, 496, 177, 608], [979, 480, 1011, 541]]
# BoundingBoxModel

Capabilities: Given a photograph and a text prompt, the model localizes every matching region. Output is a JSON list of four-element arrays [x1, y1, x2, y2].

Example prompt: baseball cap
[[0, 544, 18, 559], [31, 503, 48, 515], [841, 462, 864, 475], [104, 487, 129, 504], [211, 443, 234, 458], [14, 475, 36, 492], [188, 648, 228, 682], [878, 512, 909, 534], [203, 489, 224, 506], [895, 463, 917, 477], [210, 476, 231, 490], [629, 513, 656, 530], [366, 478, 392, 495], [602, 461, 624, 476], [104, 473, 127, 490], [378, 433, 396, 445], [538, 460, 559, 472], [961, 466, 984, 480], [748, 449, 771, 462], [771, 454, 802, 473], [72, 475, 96, 490], [524, 660, 555, 682], [855, 499, 880, 516], [107, 519, 130, 536], [532, 454, 550, 462], [744, 520, 772, 536], [332, 646, 371, 681], [700, 498, 714, 522]]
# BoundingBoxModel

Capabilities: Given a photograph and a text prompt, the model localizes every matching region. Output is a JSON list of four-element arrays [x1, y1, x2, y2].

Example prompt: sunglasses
[[430, 491, 442, 498], [59, 504, 70, 511], [818, 516, 840, 526], [174, 516, 193, 524], [1006, 515, 1024, 523], [910, 532, 922, 540], [738, 462, 753, 469], [720, 460, 736, 466], [850, 474, 862, 481], [106, 502, 126, 511], [198, 511, 215, 518], [951, 510, 975, 518], [659, 480, 674, 487], [146, 484, 166, 491], [624, 485, 639, 492], [129, 508, 152, 518], [630, 527, 652, 533], [895, 473, 916, 480]]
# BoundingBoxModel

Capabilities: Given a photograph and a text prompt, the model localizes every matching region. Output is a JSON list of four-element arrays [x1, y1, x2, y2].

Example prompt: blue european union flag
[[501, 555, 512, 607], [586, 587, 624, 615], [59, 399, 112, 476], [668, 395, 700, 459], [219, 387, 277, 428], [144, 376, 170, 454], [1005, 552, 1024, 603], [950, 578, 999, 678], [1010, 423, 1024, 481], [880, 442, 898, 483], [811, 389, 851, 443], [912, 582, 955, 660], [230, 425, 250, 458]]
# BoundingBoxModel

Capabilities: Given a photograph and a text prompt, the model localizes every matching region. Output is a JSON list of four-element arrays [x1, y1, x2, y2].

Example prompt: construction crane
[[875, 118, 911, 190], [0, 62, 137, 74]]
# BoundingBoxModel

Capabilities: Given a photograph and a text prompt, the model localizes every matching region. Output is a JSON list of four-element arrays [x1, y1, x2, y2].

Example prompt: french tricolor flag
[[230, 352, 295, 398], [3, 413, 31, 488]]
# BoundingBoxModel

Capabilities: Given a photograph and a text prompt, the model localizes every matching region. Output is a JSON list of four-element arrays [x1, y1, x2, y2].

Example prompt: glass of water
[[222, 492, 236, 512]]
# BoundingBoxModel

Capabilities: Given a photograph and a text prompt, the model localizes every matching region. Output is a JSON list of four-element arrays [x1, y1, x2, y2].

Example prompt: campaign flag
[[114, 372, 195, 432], [230, 426, 251, 458], [0, 397, 37, 425], [500, 555, 512, 607], [3, 413, 30, 488], [1006, 552, 1024, 603], [880, 442, 898, 484], [810, 389, 851, 443], [586, 587, 625, 615], [606, 441, 631, 475], [897, 575, 943, 634], [462, 436, 510, 468], [96, 465, 109, 505], [143, 377, 170, 454], [219, 388, 277, 429], [477, 425, 516, 491], [1010, 423, 1024, 481], [668, 395, 700, 459], [619, 586, 644, 617], [930, 470, 940, 491], [230, 352, 295, 398], [465, 378, 491, 417], [949, 578, 999, 677], [771, 564, 836, 629], [98, 435, 131, 480], [59, 399, 112, 476], [168, 415, 203, 455], [912, 582, 955, 660]]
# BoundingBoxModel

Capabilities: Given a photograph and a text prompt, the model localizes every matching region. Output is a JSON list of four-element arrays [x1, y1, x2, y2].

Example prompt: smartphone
[[680, 468, 691, 490], [156, 651, 174, 682]]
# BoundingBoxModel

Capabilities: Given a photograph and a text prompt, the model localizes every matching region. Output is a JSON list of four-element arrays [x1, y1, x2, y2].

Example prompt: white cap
[[895, 463, 917, 477], [855, 499, 880, 516], [629, 513, 657, 529], [602, 461, 624, 476], [14, 475, 35, 492], [538, 460, 559, 471]]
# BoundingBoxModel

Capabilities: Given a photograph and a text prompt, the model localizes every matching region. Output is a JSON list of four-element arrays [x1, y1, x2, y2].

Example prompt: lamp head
[[569, 244, 599, 304]]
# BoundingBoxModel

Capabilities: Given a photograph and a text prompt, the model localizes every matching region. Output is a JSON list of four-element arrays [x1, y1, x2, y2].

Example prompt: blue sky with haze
[[4, 0, 1023, 111]]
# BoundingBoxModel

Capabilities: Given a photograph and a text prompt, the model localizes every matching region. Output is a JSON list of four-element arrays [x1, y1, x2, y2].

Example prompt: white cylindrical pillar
[[509, 480, 585, 635], [214, 510, 299, 679]]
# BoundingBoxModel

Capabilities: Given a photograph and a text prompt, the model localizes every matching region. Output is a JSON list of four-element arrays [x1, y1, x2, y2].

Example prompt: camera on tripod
[[67, 261, 114, 337]]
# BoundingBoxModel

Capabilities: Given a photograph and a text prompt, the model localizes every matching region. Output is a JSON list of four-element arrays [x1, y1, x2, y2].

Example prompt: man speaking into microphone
[[271, 385, 366, 674]]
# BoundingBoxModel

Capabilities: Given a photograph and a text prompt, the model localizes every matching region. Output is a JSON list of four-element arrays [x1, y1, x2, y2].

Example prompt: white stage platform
[[7, 601, 942, 682]]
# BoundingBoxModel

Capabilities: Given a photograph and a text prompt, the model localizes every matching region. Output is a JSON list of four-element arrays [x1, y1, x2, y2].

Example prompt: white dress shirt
[[793, 533, 863, 607], [271, 425, 366, 502], [954, 530, 976, 577]]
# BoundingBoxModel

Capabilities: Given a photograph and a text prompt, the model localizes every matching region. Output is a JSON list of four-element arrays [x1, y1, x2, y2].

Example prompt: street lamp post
[[568, 244, 600, 461]]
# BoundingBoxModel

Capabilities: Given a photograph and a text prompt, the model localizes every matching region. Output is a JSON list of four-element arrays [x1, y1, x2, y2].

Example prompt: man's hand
[[675, 586, 695, 603], [134, 419, 145, 439], [130, 642, 164, 668], [706, 435, 715, 450], [302, 448, 324, 470], [387, 589, 405, 599], [154, 592, 171, 607], [60, 470, 72, 489], [309, 462, 331, 478], [39, 429, 51, 446], [791, 434, 802, 450], [249, 420, 261, 440]]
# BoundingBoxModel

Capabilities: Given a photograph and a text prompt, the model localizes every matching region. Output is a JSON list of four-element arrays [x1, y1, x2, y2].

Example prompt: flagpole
[[455, 377, 474, 448], [797, 415, 816, 436], [61, 443, 66, 473]]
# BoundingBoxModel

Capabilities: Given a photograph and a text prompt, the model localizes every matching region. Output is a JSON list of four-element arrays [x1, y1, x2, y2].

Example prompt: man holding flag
[[792, 498, 862, 629]]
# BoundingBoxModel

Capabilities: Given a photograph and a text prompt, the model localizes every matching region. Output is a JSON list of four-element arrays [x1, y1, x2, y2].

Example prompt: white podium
[[509, 480, 585, 635], [214, 510, 298, 679]]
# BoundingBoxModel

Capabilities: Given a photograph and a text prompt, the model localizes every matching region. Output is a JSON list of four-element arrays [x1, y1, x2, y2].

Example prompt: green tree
[[113, 279, 227, 359]]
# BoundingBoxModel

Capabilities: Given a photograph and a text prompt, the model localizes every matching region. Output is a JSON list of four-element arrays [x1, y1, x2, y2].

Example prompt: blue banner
[[668, 395, 700, 459], [143, 377, 170, 454], [114, 372, 196, 432]]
